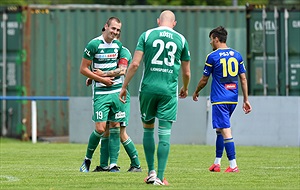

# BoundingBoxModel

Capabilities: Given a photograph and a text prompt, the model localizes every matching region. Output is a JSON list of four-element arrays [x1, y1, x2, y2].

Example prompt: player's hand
[[119, 88, 127, 104], [243, 101, 252, 114], [192, 92, 199, 101], [179, 87, 188, 99], [86, 78, 92, 86], [101, 77, 114, 86]]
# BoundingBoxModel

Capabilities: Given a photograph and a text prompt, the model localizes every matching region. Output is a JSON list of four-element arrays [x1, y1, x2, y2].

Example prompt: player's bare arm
[[93, 67, 126, 77], [179, 60, 191, 99], [239, 73, 252, 114], [93, 58, 128, 77], [87, 58, 129, 86], [193, 75, 209, 101], [80, 58, 113, 86], [119, 50, 143, 103]]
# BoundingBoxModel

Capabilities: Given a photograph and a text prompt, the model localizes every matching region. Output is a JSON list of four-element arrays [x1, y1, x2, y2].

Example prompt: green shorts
[[120, 93, 130, 127], [139, 92, 178, 123], [92, 92, 126, 123]]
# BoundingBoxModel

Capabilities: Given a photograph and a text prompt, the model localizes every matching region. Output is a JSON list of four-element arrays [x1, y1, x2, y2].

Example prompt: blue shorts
[[212, 104, 237, 129]]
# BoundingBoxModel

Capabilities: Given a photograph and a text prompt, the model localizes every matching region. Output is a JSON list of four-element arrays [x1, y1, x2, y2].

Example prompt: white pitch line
[[261, 166, 299, 169], [0, 175, 20, 182]]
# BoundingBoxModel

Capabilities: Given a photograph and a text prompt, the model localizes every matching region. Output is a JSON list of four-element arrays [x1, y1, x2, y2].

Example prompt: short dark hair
[[102, 17, 121, 32], [209, 26, 227, 43], [105, 17, 121, 27]]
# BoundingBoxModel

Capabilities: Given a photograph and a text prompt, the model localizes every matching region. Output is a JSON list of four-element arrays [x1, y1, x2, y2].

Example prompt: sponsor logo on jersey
[[150, 67, 173, 73], [115, 111, 126, 119], [84, 48, 91, 57], [225, 83, 237, 90], [97, 53, 118, 59], [219, 51, 230, 57]]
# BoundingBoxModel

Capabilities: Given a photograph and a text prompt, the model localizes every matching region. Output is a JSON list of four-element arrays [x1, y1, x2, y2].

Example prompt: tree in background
[[0, 0, 270, 6], [0, 0, 299, 6]]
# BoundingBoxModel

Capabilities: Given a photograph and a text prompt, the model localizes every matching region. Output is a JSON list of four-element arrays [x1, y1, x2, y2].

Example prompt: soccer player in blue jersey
[[192, 26, 252, 172], [119, 10, 191, 185]]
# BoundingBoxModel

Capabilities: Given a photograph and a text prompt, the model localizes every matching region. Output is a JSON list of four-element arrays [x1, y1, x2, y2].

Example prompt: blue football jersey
[[203, 48, 246, 104]]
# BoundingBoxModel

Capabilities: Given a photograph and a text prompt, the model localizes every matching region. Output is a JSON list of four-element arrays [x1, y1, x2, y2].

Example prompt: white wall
[[69, 96, 300, 147]]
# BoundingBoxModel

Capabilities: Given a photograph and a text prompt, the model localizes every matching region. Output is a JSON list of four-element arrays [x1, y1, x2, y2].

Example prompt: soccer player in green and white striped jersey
[[89, 30, 142, 172], [120, 10, 191, 185], [79, 17, 126, 173]]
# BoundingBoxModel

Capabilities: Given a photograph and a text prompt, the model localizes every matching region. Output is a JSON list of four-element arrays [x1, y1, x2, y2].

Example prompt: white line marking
[[0, 175, 20, 182], [261, 167, 299, 169]]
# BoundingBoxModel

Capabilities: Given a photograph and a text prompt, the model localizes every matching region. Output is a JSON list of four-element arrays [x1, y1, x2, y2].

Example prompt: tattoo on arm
[[104, 69, 118, 75], [103, 68, 125, 76]]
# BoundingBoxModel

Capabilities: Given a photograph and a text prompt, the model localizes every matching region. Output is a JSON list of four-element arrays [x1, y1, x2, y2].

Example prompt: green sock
[[143, 128, 155, 173], [157, 126, 171, 181], [100, 136, 109, 168], [86, 130, 103, 159], [122, 137, 140, 167], [109, 128, 120, 165]]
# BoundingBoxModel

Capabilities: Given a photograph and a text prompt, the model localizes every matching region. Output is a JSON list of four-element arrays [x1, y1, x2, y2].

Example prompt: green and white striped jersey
[[136, 26, 191, 96], [119, 45, 132, 94], [83, 35, 123, 95]]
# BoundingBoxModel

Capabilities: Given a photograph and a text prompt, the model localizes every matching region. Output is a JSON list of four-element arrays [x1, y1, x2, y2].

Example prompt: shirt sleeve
[[181, 39, 191, 61], [135, 32, 146, 52], [237, 53, 246, 74], [83, 40, 97, 60], [203, 54, 213, 76]]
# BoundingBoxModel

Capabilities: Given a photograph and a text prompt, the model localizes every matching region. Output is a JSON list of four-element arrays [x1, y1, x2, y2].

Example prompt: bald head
[[157, 10, 177, 28]]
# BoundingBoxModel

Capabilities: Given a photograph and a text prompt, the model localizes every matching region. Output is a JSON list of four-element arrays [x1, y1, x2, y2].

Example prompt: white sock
[[149, 170, 156, 175], [229, 159, 237, 168], [214, 158, 221, 165], [109, 163, 117, 169]]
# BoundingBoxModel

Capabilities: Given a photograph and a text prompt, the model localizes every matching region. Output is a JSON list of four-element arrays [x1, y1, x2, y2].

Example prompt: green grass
[[0, 137, 299, 190]]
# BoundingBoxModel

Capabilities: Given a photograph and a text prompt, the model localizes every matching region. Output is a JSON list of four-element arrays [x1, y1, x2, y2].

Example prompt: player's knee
[[120, 135, 128, 142], [95, 122, 106, 134], [103, 129, 110, 137]]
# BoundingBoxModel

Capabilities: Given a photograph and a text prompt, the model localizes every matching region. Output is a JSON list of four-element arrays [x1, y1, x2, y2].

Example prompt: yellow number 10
[[220, 57, 238, 77]]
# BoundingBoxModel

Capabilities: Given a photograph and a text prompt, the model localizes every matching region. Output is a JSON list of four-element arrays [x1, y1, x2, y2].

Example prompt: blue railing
[[0, 96, 69, 100], [1, 96, 69, 143]]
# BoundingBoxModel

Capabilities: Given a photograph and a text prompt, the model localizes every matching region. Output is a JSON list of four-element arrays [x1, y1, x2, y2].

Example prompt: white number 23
[[151, 39, 177, 66]]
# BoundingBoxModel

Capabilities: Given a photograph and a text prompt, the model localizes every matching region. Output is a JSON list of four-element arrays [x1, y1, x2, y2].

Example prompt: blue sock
[[224, 138, 236, 160], [216, 131, 224, 158]]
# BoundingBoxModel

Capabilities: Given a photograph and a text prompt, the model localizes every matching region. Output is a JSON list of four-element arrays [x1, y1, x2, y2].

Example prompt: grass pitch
[[0, 137, 299, 189]]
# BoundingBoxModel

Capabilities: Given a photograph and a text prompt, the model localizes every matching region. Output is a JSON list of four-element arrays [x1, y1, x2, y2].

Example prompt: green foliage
[[0, 0, 27, 5], [1, 0, 299, 6], [0, 0, 271, 6], [1, 137, 299, 189]]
